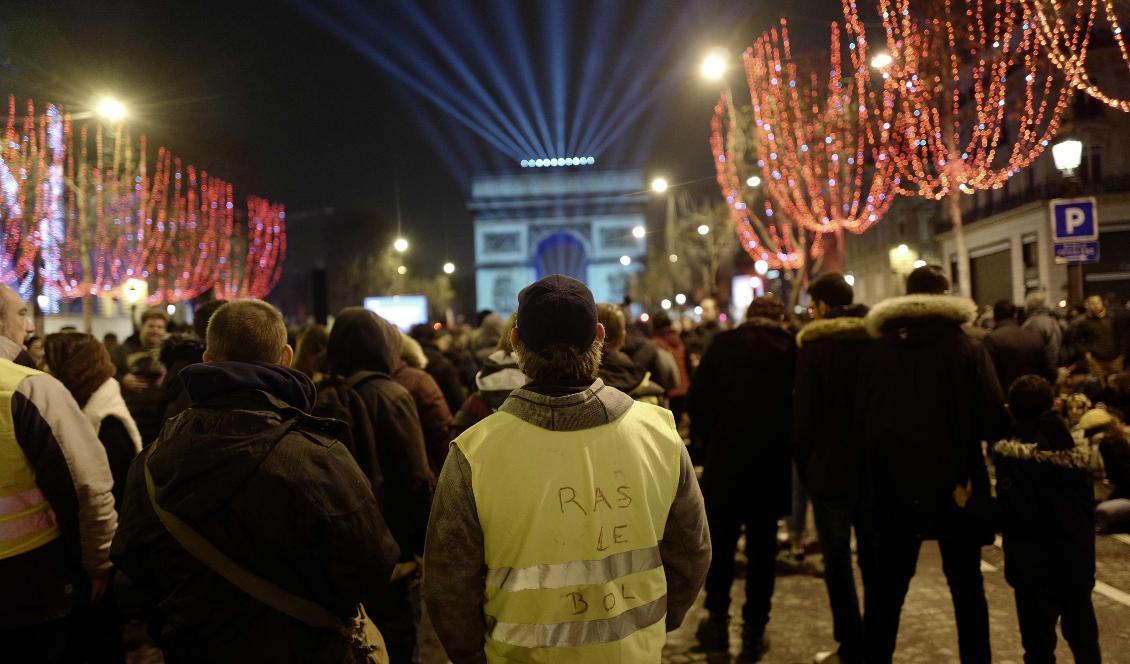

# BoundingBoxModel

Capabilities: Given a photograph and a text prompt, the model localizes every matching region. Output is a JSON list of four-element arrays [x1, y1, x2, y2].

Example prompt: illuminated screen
[[362, 295, 428, 331]]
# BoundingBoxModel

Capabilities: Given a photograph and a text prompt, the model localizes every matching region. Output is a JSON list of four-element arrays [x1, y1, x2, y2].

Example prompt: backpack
[[313, 372, 387, 505]]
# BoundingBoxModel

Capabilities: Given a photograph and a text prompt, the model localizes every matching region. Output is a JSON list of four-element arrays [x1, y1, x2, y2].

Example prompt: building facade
[[470, 170, 647, 314]]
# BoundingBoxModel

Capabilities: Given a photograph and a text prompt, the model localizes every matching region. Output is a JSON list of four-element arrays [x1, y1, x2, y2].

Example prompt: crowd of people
[[1, 266, 1127, 663]]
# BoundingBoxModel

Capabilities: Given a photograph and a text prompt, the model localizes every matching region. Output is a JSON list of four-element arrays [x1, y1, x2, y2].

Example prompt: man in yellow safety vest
[[0, 284, 118, 661], [425, 275, 711, 663]]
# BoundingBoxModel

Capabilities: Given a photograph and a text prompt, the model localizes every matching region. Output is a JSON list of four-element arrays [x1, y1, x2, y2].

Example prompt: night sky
[[0, 0, 847, 313]]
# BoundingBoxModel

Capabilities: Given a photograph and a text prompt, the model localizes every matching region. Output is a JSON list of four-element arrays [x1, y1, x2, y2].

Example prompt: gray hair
[[514, 337, 602, 385], [1024, 291, 1048, 313]]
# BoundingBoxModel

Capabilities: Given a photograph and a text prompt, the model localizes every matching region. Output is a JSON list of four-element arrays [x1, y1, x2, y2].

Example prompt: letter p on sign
[[1050, 197, 1098, 242]]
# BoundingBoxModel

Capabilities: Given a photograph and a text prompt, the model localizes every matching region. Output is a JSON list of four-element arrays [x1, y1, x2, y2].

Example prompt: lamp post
[[1053, 137, 1085, 304], [122, 278, 146, 334]]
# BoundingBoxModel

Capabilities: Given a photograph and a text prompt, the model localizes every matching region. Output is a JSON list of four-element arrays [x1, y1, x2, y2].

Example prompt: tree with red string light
[[215, 194, 287, 301], [1024, 0, 1130, 113], [744, 11, 901, 254], [844, 0, 1076, 295]]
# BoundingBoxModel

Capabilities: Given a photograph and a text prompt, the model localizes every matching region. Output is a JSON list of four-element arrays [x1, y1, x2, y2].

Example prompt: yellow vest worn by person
[[0, 359, 61, 559], [456, 399, 683, 663]]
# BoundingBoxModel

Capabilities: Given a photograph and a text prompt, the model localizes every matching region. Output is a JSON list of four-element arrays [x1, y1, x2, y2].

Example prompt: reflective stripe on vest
[[0, 359, 61, 559], [456, 401, 682, 662]]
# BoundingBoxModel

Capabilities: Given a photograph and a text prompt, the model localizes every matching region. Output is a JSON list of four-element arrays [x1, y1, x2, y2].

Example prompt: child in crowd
[[993, 375, 1101, 664]]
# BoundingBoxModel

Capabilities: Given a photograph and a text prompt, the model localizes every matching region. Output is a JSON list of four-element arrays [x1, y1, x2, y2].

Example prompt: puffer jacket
[[450, 349, 527, 438], [598, 349, 667, 406], [326, 308, 433, 558], [110, 361, 399, 663]]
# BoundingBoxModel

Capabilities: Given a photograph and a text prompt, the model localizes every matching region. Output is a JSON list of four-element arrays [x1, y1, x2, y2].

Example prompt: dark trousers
[[864, 531, 990, 664], [1014, 586, 1101, 664], [369, 575, 420, 664], [702, 503, 778, 634], [812, 496, 865, 662], [5, 616, 72, 664]]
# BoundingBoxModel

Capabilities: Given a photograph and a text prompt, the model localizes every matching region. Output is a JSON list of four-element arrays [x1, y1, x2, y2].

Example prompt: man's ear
[[202, 350, 214, 364], [595, 322, 606, 343], [279, 344, 294, 367]]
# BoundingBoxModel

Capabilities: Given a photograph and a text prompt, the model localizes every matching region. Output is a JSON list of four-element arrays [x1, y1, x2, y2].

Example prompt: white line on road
[[1094, 580, 1130, 607]]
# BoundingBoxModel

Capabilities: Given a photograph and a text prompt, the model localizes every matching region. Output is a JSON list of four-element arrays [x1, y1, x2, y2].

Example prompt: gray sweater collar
[[498, 378, 634, 431]]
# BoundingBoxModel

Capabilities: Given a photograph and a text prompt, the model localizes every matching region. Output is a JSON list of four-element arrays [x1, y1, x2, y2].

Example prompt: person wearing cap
[[423, 275, 711, 663]]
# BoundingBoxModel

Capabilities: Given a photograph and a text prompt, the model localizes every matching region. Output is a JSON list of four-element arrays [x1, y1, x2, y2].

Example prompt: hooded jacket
[[450, 349, 528, 437], [598, 349, 667, 405], [688, 317, 796, 517], [793, 304, 871, 500], [651, 328, 690, 399], [424, 379, 710, 663], [992, 413, 1094, 592], [393, 361, 454, 478], [110, 361, 399, 663], [326, 308, 433, 557], [983, 319, 1055, 392], [859, 295, 1008, 540]]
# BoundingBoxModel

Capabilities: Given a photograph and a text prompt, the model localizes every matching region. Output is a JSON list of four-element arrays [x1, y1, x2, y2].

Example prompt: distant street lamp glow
[[701, 51, 728, 80], [694, 305, 704, 316], [631, 225, 646, 239], [754, 259, 769, 275], [640, 313, 650, 323], [166, 304, 176, 316], [619, 255, 631, 266], [36, 295, 49, 311], [397, 265, 407, 275], [912, 259, 927, 269], [650, 177, 669, 193], [675, 293, 687, 306], [95, 96, 128, 122], [844, 274, 856, 286], [1052, 138, 1083, 176], [894, 243, 910, 259], [746, 175, 762, 188], [870, 52, 893, 69], [697, 224, 710, 236], [661, 299, 672, 310], [668, 253, 678, 263], [393, 237, 409, 253], [443, 262, 455, 274]]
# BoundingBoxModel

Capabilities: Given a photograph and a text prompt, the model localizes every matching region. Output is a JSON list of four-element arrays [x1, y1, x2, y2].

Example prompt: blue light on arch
[[534, 231, 587, 282]]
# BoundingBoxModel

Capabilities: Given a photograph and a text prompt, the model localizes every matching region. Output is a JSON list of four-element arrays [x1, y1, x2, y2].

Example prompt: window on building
[[1080, 144, 1103, 184]]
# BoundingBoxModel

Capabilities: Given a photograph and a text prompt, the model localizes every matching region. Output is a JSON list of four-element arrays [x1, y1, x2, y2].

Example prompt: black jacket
[[598, 349, 667, 403], [992, 414, 1094, 592], [688, 318, 796, 517], [158, 334, 206, 422], [327, 308, 434, 558], [110, 361, 399, 663], [421, 342, 467, 414], [858, 295, 1008, 540], [983, 319, 1055, 392], [793, 305, 870, 500]]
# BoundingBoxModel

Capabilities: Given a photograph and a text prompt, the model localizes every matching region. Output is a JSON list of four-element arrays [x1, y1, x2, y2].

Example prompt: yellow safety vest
[[0, 359, 61, 559], [456, 401, 683, 663]]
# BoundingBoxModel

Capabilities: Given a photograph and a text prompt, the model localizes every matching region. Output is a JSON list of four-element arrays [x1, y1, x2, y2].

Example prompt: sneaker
[[814, 651, 843, 664], [737, 627, 769, 663], [693, 613, 729, 653]]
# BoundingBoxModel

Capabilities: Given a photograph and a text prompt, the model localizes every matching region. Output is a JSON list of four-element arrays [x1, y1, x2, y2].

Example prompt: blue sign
[[1054, 241, 1100, 264], [1050, 197, 1098, 242]]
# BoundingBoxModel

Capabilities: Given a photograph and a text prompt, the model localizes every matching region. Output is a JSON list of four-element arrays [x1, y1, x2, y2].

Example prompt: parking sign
[[1050, 197, 1098, 242]]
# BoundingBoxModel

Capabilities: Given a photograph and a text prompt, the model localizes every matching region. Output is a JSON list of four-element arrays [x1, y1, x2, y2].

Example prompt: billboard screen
[[362, 295, 429, 332]]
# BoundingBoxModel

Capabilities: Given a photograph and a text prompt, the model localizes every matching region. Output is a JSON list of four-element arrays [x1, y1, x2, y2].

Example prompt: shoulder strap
[[143, 460, 343, 631]]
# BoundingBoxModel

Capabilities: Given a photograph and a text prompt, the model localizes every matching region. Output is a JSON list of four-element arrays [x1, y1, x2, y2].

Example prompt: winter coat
[[793, 304, 871, 500], [652, 328, 690, 398], [859, 295, 1008, 541], [326, 308, 434, 558], [688, 318, 796, 517], [110, 361, 400, 663], [984, 319, 1055, 392], [393, 361, 454, 478], [598, 349, 667, 406], [992, 414, 1095, 593], [82, 378, 143, 510], [1068, 312, 1126, 361], [1098, 429, 1130, 500], [450, 349, 527, 438], [623, 329, 680, 395], [420, 342, 467, 414], [159, 334, 206, 422], [1022, 308, 1063, 370]]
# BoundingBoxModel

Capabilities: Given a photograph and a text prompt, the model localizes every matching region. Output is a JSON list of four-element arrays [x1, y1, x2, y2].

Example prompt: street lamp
[[619, 255, 632, 266], [912, 259, 927, 269], [701, 50, 728, 80], [668, 253, 678, 263], [661, 299, 672, 310], [1052, 138, 1083, 178], [393, 237, 409, 253], [631, 225, 646, 239], [443, 262, 455, 275], [95, 96, 128, 122], [870, 52, 893, 70], [675, 293, 687, 306], [754, 259, 769, 276], [746, 175, 762, 188], [122, 278, 146, 329], [650, 177, 669, 193], [697, 224, 710, 236], [397, 265, 407, 275]]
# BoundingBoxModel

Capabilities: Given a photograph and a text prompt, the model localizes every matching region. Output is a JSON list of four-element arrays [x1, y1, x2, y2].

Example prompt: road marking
[[980, 560, 998, 573], [1113, 534, 1130, 547], [1094, 580, 1130, 607]]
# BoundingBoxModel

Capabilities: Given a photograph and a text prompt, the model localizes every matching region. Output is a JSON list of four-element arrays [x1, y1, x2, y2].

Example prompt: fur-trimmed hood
[[797, 316, 869, 348], [865, 294, 976, 338], [992, 439, 1092, 469]]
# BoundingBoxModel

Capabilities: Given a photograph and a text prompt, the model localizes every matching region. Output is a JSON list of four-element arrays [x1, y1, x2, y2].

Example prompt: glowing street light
[[166, 304, 176, 316], [650, 177, 669, 193], [1052, 138, 1083, 177], [697, 224, 710, 236], [393, 237, 409, 253], [701, 50, 728, 80], [894, 243, 910, 259], [746, 175, 762, 188], [443, 262, 455, 275], [694, 305, 704, 316], [668, 253, 678, 263], [754, 259, 769, 276], [844, 274, 856, 286], [619, 255, 632, 266], [661, 299, 672, 310], [675, 293, 687, 306], [397, 265, 407, 275], [95, 96, 128, 122], [631, 225, 646, 239], [870, 52, 893, 70], [912, 259, 927, 269]]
